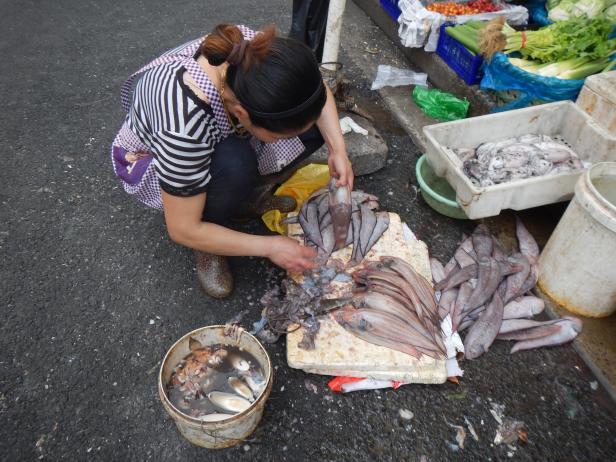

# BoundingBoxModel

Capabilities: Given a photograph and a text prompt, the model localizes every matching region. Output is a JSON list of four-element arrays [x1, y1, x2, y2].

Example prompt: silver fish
[[503, 253, 531, 303], [510, 317, 582, 353], [334, 307, 423, 359], [358, 202, 377, 256], [472, 225, 493, 259], [452, 282, 473, 331], [464, 292, 504, 359], [502, 296, 544, 320], [434, 264, 477, 292], [349, 203, 363, 265], [438, 288, 458, 321], [454, 247, 476, 269], [517, 264, 538, 296], [443, 256, 458, 276], [208, 391, 252, 413], [456, 236, 477, 267], [316, 193, 330, 226], [497, 323, 562, 341], [319, 223, 336, 261], [229, 354, 250, 372], [492, 235, 507, 261], [357, 292, 433, 339], [328, 178, 352, 249], [499, 318, 559, 334], [430, 258, 446, 284], [299, 201, 324, 250], [463, 257, 501, 312], [515, 217, 539, 265], [228, 377, 255, 402], [363, 212, 389, 256], [241, 371, 266, 397]]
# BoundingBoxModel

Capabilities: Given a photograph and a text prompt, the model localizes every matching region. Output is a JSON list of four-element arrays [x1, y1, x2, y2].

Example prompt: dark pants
[[202, 126, 324, 225]]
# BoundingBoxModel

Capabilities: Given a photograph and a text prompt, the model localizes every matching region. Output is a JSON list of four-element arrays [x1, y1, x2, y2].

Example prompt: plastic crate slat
[[436, 23, 484, 85]]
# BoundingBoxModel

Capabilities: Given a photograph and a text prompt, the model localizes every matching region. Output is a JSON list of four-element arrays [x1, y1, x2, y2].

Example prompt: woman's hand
[[328, 150, 354, 190], [266, 236, 317, 273]]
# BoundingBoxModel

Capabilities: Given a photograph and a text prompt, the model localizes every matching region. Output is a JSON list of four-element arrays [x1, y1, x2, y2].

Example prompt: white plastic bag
[[398, 0, 529, 51], [339, 116, 369, 135], [371, 65, 428, 90]]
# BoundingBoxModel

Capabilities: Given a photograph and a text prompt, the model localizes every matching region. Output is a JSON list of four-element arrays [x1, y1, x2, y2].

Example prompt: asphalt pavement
[[1, 0, 616, 460]]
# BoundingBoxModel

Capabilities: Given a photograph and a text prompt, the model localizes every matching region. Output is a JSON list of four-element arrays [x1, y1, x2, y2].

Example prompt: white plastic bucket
[[158, 326, 273, 448], [538, 162, 616, 317]]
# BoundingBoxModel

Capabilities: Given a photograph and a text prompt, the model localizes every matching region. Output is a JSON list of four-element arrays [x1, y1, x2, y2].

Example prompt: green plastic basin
[[415, 154, 468, 220]]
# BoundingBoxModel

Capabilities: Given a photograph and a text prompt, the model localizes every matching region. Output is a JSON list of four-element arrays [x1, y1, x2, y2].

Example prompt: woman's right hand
[[266, 236, 317, 273]]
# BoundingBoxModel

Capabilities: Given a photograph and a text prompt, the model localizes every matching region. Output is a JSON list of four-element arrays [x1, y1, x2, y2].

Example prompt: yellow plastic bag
[[261, 163, 330, 234]]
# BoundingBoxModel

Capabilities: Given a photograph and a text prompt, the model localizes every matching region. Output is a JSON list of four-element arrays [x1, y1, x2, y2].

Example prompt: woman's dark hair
[[200, 24, 326, 133]]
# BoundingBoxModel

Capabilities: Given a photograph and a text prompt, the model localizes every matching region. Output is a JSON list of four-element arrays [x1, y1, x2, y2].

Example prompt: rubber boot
[[194, 251, 233, 299]]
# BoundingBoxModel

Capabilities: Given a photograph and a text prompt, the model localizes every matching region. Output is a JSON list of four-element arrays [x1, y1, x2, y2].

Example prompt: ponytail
[[200, 24, 275, 69]]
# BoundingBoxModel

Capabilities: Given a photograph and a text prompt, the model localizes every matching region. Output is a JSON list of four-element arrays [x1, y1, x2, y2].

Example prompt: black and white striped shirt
[[127, 60, 220, 197]]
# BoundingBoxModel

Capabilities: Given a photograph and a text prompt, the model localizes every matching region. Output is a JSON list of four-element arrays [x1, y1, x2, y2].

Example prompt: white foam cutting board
[[285, 212, 447, 384]]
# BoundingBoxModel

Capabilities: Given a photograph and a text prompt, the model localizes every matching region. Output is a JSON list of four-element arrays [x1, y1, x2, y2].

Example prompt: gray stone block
[[300, 113, 388, 176]]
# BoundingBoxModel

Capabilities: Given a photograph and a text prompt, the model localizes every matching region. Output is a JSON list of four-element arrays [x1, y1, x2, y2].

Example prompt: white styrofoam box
[[423, 101, 616, 219], [576, 71, 616, 135]]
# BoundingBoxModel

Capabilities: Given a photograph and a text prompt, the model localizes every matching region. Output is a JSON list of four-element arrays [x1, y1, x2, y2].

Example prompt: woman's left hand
[[328, 150, 354, 190]]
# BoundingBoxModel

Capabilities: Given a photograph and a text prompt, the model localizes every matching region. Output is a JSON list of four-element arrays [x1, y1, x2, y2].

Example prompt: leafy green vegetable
[[605, 4, 616, 21], [573, 0, 605, 18], [548, 0, 581, 20], [500, 17, 616, 64], [546, 0, 561, 10]]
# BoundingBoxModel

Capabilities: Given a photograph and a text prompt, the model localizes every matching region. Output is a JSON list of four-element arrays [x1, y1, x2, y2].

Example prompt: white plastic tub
[[423, 101, 616, 219], [538, 162, 616, 317]]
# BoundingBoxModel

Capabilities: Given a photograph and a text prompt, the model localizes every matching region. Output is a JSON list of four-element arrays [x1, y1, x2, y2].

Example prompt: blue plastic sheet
[[525, 0, 552, 26], [480, 52, 584, 112]]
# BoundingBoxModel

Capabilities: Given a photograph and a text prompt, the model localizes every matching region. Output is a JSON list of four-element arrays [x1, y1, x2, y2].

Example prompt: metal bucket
[[158, 326, 273, 448]]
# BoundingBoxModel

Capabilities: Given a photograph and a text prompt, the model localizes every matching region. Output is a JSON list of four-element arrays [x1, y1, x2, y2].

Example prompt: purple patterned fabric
[[112, 25, 307, 209]]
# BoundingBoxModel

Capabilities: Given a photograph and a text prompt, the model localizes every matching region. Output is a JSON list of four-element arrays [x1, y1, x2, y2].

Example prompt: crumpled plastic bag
[[412, 86, 470, 121], [397, 0, 528, 51], [261, 163, 330, 234], [371, 65, 428, 90], [339, 116, 368, 135]]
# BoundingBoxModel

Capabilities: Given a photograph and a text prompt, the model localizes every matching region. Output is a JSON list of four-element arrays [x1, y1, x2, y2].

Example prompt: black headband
[[242, 80, 325, 120]]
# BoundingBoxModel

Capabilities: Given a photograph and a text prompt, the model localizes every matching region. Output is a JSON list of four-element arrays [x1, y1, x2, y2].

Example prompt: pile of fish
[[166, 338, 266, 421], [453, 134, 588, 187], [284, 179, 389, 265], [255, 266, 352, 349], [430, 219, 582, 359], [335, 256, 446, 360]]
